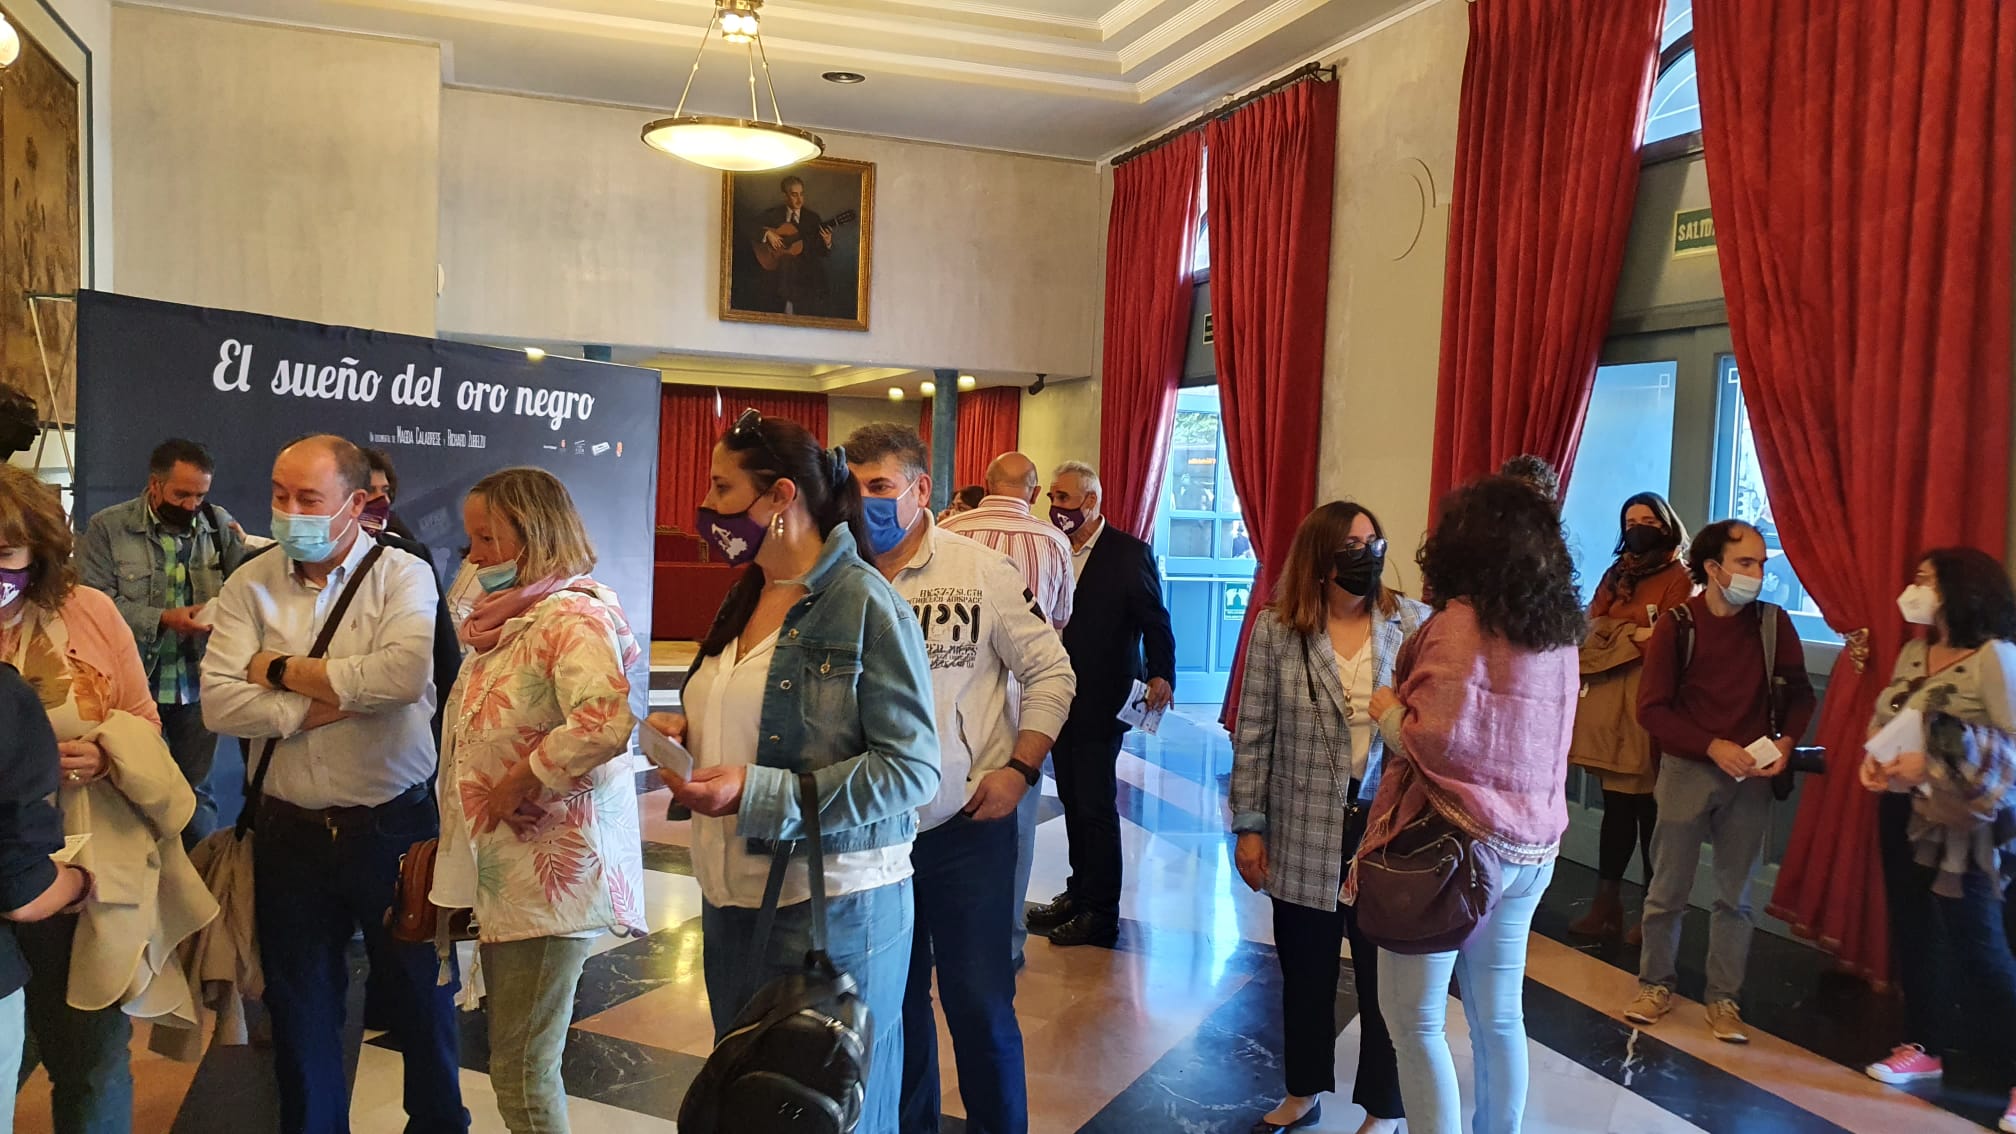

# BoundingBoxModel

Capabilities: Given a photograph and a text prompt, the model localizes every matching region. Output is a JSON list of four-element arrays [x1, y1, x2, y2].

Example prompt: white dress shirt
[[1070, 518, 1106, 583], [686, 631, 911, 909], [201, 533, 440, 809]]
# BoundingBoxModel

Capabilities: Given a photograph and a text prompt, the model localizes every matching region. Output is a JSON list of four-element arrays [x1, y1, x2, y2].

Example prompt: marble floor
[[16, 706, 2010, 1133]]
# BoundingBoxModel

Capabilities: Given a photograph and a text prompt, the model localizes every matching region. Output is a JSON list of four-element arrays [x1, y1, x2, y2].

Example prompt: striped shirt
[[942, 495, 1075, 629]]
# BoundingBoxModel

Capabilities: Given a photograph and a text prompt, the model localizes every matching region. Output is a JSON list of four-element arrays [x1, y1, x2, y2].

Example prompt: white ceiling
[[133, 0, 1432, 160]]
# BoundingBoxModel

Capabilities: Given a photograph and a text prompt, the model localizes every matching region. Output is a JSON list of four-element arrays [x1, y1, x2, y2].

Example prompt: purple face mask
[[1050, 505, 1088, 536], [0, 566, 30, 608], [361, 496, 393, 535], [696, 505, 769, 567]]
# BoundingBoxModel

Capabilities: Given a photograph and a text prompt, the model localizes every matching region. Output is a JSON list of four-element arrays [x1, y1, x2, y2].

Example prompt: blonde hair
[[0, 464, 76, 610], [468, 467, 596, 582]]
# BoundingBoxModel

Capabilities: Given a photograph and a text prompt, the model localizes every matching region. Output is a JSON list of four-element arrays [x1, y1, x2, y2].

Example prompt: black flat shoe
[[1046, 910, 1119, 948], [1249, 1101, 1321, 1132], [1025, 892, 1078, 933]]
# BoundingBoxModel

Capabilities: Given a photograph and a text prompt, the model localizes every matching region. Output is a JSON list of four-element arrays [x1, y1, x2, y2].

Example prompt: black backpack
[[678, 772, 871, 1134]]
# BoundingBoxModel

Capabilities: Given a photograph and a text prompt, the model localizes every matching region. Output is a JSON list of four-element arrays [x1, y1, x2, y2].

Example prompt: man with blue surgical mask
[[845, 423, 1075, 1134], [200, 434, 467, 1134], [1624, 519, 1816, 1047]]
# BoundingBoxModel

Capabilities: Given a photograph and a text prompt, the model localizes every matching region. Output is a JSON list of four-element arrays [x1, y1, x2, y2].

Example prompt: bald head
[[278, 433, 371, 494], [984, 452, 1040, 504]]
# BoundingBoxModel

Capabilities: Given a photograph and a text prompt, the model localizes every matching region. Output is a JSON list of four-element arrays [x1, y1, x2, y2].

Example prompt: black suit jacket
[[1060, 524, 1176, 736]]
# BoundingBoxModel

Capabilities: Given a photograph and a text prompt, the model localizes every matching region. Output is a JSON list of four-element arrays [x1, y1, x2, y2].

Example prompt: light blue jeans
[[702, 879, 914, 1134], [1010, 781, 1042, 964], [1378, 859, 1555, 1134], [0, 987, 23, 1134]]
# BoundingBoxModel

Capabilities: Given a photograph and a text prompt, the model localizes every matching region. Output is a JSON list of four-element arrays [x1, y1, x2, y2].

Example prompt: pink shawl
[[458, 575, 571, 654]]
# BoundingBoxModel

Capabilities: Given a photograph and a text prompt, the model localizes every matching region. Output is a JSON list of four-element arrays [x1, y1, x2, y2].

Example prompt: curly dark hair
[[1498, 454, 1561, 504], [1686, 520, 1758, 587], [1419, 476, 1585, 650], [1920, 547, 2016, 650]]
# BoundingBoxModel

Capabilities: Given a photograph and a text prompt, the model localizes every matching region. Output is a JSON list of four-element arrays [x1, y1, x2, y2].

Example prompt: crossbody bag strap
[[235, 543, 388, 837]]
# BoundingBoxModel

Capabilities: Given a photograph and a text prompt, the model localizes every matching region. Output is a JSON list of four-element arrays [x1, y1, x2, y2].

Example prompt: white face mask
[[1897, 584, 1940, 627], [1719, 568, 1763, 607]]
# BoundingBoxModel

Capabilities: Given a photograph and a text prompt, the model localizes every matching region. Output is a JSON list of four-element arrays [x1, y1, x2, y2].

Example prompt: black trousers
[[1597, 789, 1658, 883], [1270, 837, 1402, 1116], [1052, 721, 1125, 918]]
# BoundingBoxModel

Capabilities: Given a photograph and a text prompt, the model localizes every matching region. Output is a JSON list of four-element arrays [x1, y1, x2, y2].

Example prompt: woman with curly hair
[[1359, 476, 1584, 1134]]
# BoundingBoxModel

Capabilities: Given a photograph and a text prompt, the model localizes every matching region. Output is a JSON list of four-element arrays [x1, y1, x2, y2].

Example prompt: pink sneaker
[[1865, 1044, 1942, 1085]]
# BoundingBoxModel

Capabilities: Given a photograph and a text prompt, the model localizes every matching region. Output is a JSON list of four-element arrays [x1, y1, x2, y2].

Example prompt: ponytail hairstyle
[[696, 412, 867, 662]]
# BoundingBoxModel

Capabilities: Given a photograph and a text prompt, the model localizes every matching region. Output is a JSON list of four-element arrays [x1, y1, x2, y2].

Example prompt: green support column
[[930, 368, 958, 512]]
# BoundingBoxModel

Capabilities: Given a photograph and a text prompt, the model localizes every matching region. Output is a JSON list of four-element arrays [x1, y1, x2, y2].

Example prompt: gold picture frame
[[719, 157, 875, 332]]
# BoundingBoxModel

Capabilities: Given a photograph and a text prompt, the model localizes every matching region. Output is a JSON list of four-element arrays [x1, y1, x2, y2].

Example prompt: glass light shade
[[640, 115, 822, 172], [919, 381, 936, 396], [0, 19, 21, 69], [887, 387, 904, 401], [719, 11, 759, 42], [957, 375, 977, 390]]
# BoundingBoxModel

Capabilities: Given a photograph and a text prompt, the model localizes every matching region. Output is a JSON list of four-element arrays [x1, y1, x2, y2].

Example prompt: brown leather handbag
[[386, 837, 477, 949]]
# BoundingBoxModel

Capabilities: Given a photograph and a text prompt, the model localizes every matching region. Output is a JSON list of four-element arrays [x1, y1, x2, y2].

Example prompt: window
[[1559, 361, 1678, 603], [1190, 159, 1211, 278], [1644, 0, 1700, 146], [1712, 355, 1839, 643], [1152, 387, 1257, 704]]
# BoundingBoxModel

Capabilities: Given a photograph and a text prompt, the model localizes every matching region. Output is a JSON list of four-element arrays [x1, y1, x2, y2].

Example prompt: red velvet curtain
[[922, 386, 1020, 489], [1427, 0, 1663, 504], [1695, 0, 2016, 983], [656, 386, 829, 529], [1205, 78, 1338, 727], [1097, 133, 1204, 538]]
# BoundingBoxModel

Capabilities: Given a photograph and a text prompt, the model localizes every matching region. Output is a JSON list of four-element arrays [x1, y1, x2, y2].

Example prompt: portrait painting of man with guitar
[[721, 159, 874, 331]]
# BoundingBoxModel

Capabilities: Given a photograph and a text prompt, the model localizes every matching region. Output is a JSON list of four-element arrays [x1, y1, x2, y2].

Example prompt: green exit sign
[[1673, 207, 1716, 258]]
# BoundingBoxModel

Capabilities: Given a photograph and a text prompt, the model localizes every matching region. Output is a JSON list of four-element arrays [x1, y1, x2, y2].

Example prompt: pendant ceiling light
[[641, 1, 824, 173]]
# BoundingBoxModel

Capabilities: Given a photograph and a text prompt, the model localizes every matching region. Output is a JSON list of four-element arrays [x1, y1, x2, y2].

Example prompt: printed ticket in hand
[[1117, 679, 1167, 736], [639, 725, 694, 781], [50, 833, 88, 864], [1865, 708, 1925, 767], [1745, 737, 1784, 774]]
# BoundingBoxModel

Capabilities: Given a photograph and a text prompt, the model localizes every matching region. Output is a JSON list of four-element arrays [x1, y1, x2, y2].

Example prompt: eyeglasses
[[1340, 536, 1388, 557]]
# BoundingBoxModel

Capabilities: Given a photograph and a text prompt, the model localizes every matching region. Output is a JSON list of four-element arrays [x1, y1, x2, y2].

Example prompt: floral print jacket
[[434, 580, 646, 943]]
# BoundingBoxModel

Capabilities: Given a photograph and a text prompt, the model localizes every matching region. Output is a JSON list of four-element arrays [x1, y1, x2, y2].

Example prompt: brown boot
[[1569, 880, 1624, 938]]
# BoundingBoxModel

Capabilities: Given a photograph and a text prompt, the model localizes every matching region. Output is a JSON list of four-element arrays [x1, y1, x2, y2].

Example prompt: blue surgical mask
[[476, 560, 520, 594], [862, 482, 920, 557], [271, 508, 355, 564]]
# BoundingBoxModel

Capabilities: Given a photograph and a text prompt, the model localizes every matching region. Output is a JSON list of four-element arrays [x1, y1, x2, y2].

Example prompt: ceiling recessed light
[[823, 71, 867, 85], [919, 381, 937, 397], [887, 387, 905, 401], [957, 374, 977, 391]]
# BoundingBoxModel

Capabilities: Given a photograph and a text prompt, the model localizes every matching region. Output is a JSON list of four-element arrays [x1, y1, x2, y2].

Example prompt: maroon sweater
[[1636, 594, 1816, 762]]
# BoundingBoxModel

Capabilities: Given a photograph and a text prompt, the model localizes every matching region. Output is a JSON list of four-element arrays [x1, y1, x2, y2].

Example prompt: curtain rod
[[1111, 61, 1336, 168]]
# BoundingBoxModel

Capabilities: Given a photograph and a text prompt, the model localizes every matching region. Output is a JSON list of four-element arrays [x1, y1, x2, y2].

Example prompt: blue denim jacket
[[732, 526, 941, 855]]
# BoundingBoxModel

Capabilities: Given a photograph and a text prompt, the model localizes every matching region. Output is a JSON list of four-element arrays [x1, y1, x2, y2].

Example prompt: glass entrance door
[[1151, 387, 1255, 706]]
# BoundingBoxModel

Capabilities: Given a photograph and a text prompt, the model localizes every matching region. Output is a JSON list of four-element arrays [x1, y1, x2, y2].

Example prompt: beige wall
[[438, 88, 1101, 376], [829, 395, 919, 447], [1316, 0, 1469, 595], [1019, 377, 1100, 494], [110, 8, 441, 336]]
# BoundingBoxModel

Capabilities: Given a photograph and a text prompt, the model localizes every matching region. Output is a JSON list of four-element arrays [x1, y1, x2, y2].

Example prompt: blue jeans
[[1010, 782, 1041, 964], [900, 814, 1026, 1134], [1379, 859, 1555, 1134], [16, 913, 132, 1134], [703, 878, 914, 1134], [254, 789, 468, 1134], [0, 988, 20, 1134]]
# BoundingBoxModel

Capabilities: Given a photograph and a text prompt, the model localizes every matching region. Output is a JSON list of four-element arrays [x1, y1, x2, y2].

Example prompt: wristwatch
[[1007, 758, 1041, 787], [266, 655, 293, 690]]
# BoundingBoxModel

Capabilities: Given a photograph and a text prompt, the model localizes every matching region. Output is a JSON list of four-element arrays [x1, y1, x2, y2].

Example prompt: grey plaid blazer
[[1228, 598, 1429, 910]]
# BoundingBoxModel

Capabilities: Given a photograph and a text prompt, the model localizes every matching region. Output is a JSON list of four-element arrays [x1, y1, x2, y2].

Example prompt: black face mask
[[1333, 538, 1388, 597], [1622, 525, 1671, 556], [154, 501, 197, 530]]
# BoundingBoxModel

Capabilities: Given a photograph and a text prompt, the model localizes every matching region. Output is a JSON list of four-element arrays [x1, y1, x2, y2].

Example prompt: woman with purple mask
[[647, 411, 938, 1134]]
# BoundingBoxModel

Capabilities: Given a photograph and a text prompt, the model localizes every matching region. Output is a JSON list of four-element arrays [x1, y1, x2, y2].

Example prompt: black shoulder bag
[[678, 772, 871, 1134]]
